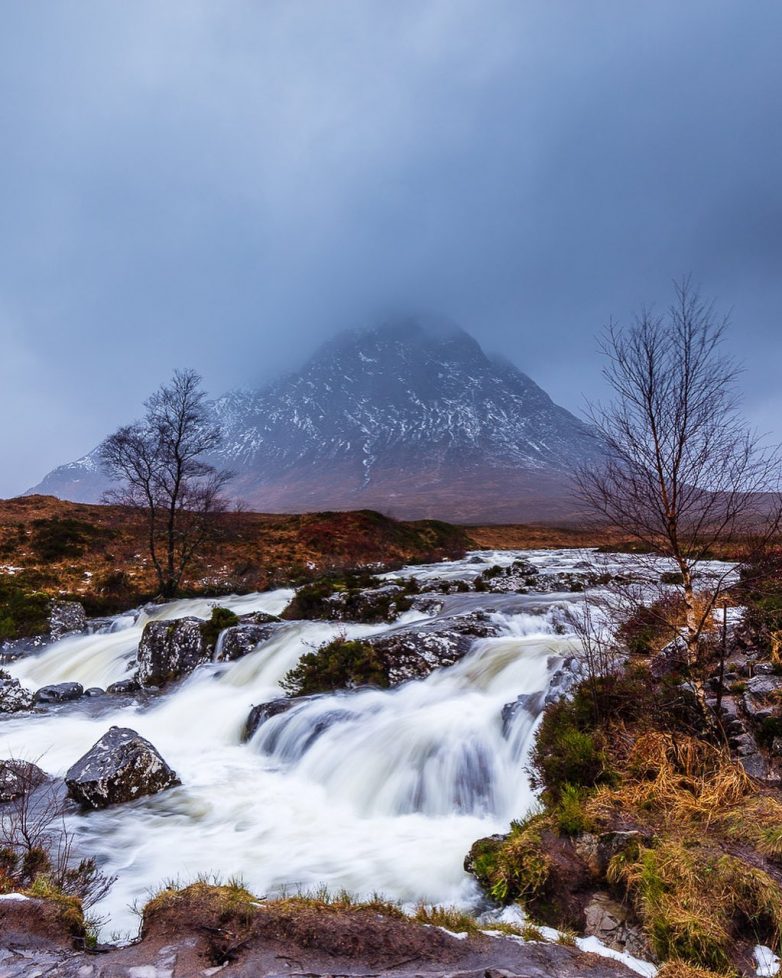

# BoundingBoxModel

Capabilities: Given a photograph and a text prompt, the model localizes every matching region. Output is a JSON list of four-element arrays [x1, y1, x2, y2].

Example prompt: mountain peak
[[27, 319, 600, 521]]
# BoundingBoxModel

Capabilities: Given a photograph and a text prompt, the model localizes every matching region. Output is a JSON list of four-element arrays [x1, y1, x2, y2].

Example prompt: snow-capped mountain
[[27, 319, 601, 521]]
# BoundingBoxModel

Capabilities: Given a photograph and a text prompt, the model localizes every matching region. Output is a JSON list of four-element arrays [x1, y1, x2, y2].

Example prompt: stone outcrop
[[65, 726, 180, 809], [366, 611, 502, 684], [0, 670, 34, 713], [136, 617, 210, 686]]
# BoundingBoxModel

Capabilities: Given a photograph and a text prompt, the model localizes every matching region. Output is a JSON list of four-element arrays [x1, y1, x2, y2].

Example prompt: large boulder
[[0, 670, 34, 713], [366, 611, 502, 684], [49, 601, 87, 640], [65, 726, 180, 809], [137, 618, 211, 686]]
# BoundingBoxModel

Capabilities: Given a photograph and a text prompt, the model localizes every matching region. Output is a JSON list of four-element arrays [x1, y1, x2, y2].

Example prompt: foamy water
[[0, 550, 654, 937]]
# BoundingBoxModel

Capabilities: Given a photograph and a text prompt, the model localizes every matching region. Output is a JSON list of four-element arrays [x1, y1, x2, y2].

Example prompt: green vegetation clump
[[281, 635, 389, 695], [467, 814, 551, 906], [0, 576, 51, 641], [200, 606, 240, 650]]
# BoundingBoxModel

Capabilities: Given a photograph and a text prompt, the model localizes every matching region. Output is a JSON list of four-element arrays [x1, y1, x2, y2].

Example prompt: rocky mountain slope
[[27, 319, 601, 521]]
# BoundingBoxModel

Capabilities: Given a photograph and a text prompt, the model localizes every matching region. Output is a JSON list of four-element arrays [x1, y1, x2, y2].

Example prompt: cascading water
[[0, 550, 652, 939]]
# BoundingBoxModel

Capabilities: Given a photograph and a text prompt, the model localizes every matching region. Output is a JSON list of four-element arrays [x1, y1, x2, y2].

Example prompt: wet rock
[[501, 691, 546, 735], [410, 594, 446, 614], [106, 677, 141, 695], [754, 661, 777, 675], [49, 601, 87, 639], [244, 697, 297, 740], [0, 759, 47, 802], [574, 831, 652, 878], [545, 655, 589, 706], [366, 611, 502, 684], [34, 682, 84, 704], [137, 617, 210, 686], [65, 726, 180, 809], [0, 670, 34, 713], [84, 687, 105, 697], [216, 622, 284, 662], [464, 833, 507, 878]]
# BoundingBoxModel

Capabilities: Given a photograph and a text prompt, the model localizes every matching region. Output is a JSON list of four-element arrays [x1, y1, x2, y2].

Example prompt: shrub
[[28, 517, 114, 562], [618, 595, 684, 656], [0, 578, 50, 640], [530, 692, 616, 800], [555, 784, 596, 835], [281, 636, 388, 695]]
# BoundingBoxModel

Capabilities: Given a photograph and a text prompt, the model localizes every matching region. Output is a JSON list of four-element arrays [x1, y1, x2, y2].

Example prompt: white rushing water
[[0, 549, 665, 937]]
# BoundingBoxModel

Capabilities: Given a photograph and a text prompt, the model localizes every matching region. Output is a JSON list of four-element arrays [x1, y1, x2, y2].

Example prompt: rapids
[[0, 548, 731, 938]]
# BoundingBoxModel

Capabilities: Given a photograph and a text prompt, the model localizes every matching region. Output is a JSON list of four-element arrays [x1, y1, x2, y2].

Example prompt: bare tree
[[578, 279, 780, 709], [0, 759, 115, 912], [99, 369, 232, 598]]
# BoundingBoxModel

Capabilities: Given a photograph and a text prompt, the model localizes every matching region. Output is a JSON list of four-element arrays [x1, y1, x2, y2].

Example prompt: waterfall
[[0, 552, 588, 938]]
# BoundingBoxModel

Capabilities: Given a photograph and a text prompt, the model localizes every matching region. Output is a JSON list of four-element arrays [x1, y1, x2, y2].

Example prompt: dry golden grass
[[588, 732, 754, 831], [656, 962, 735, 978]]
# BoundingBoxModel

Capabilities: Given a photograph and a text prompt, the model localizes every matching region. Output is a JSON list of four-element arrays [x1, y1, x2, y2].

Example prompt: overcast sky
[[1, 1, 781, 497]]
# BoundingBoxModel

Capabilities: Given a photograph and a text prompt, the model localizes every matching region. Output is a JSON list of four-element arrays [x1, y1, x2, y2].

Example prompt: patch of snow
[[576, 935, 657, 978], [756, 945, 781, 977]]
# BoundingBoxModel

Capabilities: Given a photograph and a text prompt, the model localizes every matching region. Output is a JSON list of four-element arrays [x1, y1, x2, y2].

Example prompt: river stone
[[49, 601, 88, 640], [34, 682, 84, 704], [65, 726, 180, 809], [107, 677, 141, 695], [0, 670, 34, 713], [137, 617, 210, 686], [0, 759, 48, 802], [216, 622, 284, 662], [244, 697, 298, 741]]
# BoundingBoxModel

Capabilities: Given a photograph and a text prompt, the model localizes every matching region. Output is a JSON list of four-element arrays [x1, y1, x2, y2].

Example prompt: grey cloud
[[1, 0, 781, 496]]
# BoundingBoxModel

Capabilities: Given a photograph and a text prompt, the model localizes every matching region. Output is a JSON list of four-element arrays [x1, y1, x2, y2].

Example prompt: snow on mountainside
[[26, 319, 601, 521]]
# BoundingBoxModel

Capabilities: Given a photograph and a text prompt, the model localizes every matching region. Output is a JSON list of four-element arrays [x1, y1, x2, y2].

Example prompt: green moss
[[281, 636, 389, 695], [200, 606, 240, 650]]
